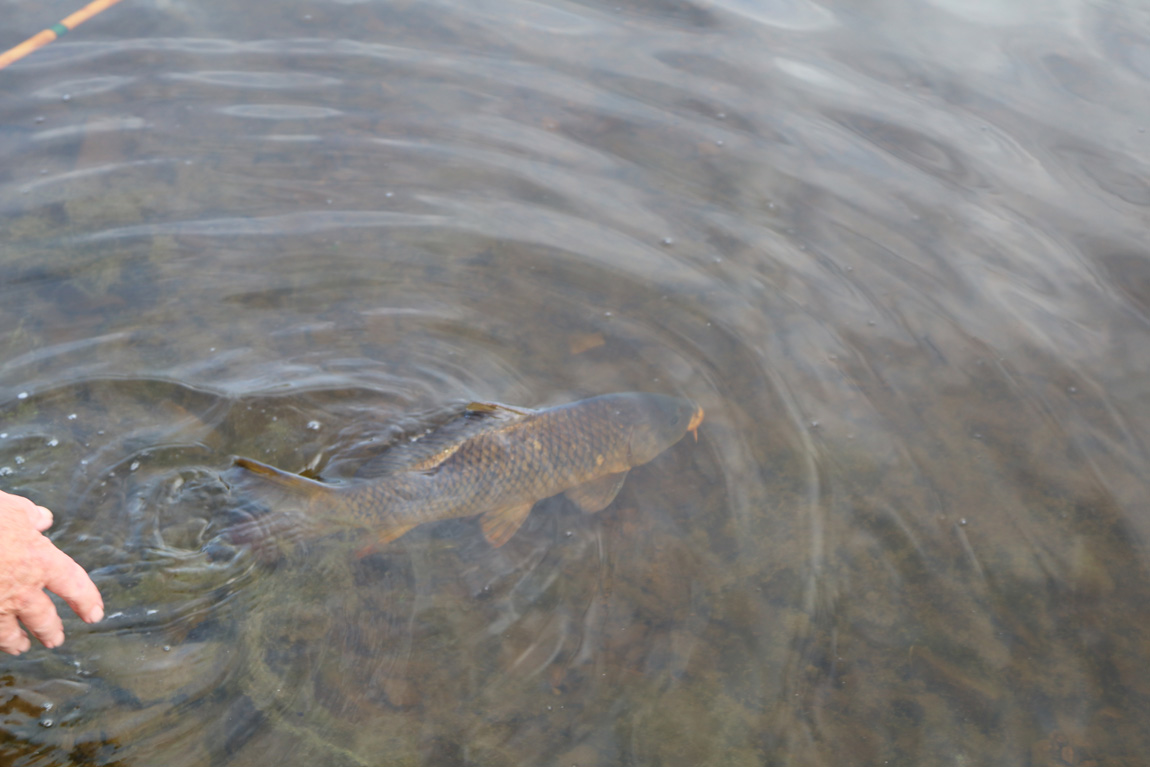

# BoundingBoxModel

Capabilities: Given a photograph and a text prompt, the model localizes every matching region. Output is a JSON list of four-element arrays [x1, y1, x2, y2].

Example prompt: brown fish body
[[235, 392, 703, 548]]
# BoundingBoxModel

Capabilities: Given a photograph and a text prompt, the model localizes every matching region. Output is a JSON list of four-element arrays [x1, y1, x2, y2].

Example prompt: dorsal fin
[[464, 401, 534, 416], [355, 400, 534, 478]]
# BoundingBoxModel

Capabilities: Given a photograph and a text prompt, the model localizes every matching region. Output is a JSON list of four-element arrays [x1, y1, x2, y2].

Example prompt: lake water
[[2, 0, 1149, 765]]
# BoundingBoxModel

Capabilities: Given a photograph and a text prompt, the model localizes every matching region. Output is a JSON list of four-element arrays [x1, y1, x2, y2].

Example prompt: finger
[[12, 589, 65, 649], [0, 613, 32, 655], [5, 492, 53, 532], [40, 547, 104, 623], [31, 504, 53, 532]]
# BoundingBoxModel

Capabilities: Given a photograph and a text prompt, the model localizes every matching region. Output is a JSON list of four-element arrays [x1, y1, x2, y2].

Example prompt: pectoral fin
[[565, 470, 629, 514], [479, 502, 534, 547]]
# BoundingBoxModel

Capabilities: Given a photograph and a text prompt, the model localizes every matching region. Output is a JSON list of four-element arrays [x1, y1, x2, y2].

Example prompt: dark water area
[[2, 0, 1150, 764]]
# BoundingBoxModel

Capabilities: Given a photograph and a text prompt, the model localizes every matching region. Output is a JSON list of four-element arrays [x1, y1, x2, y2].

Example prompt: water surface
[[2, 0, 1149, 765]]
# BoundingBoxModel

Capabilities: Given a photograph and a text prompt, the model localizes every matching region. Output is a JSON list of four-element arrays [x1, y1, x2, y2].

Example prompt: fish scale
[[234, 392, 703, 548]]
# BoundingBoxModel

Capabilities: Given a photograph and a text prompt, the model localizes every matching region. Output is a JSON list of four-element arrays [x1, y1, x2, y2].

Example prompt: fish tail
[[222, 509, 313, 562]]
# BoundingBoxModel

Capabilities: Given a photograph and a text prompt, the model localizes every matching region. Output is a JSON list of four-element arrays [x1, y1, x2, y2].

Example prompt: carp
[[234, 392, 703, 548]]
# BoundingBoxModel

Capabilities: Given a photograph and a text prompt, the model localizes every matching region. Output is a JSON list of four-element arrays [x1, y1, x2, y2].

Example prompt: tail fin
[[226, 458, 335, 559], [222, 508, 314, 563]]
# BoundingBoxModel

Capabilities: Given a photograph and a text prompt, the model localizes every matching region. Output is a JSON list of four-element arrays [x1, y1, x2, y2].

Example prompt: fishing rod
[[0, 0, 125, 71]]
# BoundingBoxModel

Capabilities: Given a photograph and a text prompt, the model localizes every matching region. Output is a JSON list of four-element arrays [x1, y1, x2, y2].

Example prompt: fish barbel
[[234, 392, 703, 548]]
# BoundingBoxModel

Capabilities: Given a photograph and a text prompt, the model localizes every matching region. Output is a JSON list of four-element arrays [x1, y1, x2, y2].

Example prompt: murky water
[[2, 0, 1149, 764]]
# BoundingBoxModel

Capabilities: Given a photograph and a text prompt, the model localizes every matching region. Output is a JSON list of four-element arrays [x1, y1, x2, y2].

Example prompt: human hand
[[0, 490, 104, 655]]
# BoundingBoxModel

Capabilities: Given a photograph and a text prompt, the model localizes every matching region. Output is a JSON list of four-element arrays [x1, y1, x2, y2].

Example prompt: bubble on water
[[130, 461, 140, 471], [0, 468, 12, 476], [661, 236, 675, 246], [17, 392, 28, 400], [0, 433, 6, 439], [39, 718, 54, 728], [14, 456, 24, 465], [307, 420, 321, 430], [47, 438, 58, 447], [67, 413, 77, 420]]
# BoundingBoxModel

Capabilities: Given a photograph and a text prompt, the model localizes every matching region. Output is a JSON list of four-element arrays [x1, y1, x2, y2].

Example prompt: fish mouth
[[687, 406, 704, 441]]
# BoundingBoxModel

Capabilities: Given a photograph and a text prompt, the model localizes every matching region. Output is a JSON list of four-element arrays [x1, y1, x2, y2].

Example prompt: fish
[[233, 392, 703, 549]]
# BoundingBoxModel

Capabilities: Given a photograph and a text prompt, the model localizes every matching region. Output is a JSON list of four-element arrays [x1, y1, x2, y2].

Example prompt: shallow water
[[2, 0, 1149, 764]]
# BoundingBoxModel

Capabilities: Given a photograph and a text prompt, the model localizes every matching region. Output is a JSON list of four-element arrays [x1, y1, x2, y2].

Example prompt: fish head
[[611, 393, 703, 466]]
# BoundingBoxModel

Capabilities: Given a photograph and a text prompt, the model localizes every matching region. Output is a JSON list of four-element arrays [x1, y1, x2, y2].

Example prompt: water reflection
[[2, 0, 1149, 764]]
